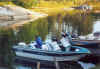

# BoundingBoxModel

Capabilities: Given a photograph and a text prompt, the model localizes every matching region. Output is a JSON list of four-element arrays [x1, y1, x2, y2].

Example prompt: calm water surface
[[0, 12, 100, 69]]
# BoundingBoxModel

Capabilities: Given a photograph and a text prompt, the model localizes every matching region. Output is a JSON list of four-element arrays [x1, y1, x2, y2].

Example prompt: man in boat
[[35, 36, 43, 49], [51, 36, 61, 51], [60, 32, 71, 51], [71, 33, 79, 39], [58, 41, 66, 51]]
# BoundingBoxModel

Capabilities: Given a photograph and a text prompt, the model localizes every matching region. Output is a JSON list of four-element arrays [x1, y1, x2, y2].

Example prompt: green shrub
[[12, 0, 38, 8]]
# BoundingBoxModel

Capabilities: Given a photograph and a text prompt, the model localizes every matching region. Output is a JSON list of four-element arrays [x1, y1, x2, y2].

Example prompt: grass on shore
[[31, 7, 84, 16], [1, 1, 100, 16], [30, 1, 85, 16], [0, 1, 82, 16], [30, 1, 74, 15], [88, 1, 100, 10], [0, 2, 14, 6]]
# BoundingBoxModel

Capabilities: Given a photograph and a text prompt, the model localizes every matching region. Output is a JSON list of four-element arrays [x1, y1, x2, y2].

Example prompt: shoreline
[[0, 4, 100, 28], [10, 15, 47, 29], [0, 5, 48, 28]]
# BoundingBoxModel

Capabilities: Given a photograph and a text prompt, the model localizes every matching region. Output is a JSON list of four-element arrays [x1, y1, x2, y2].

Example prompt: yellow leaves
[[88, 1, 100, 10], [19, 0, 30, 3], [31, 0, 87, 16], [0, 2, 14, 6], [37, 1, 73, 8]]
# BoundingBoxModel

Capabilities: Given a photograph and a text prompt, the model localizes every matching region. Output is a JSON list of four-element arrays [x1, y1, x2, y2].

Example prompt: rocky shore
[[0, 5, 48, 28]]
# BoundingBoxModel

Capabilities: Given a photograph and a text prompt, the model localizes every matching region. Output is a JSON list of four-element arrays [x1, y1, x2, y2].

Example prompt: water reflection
[[63, 13, 93, 35], [15, 13, 95, 42], [16, 18, 48, 43], [78, 61, 95, 69], [14, 59, 83, 69], [0, 28, 15, 69], [93, 21, 100, 33], [0, 12, 100, 69]]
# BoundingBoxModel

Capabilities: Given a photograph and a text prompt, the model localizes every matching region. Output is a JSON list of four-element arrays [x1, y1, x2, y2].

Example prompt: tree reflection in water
[[47, 13, 93, 37], [0, 12, 96, 69], [0, 29, 15, 69]]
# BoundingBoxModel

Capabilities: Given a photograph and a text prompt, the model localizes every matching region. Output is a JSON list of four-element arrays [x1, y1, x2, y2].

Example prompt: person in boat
[[58, 41, 66, 51], [71, 33, 79, 39], [35, 35, 43, 49], [50, 36, 61, 51], [60, 32, 71, 51], [44, 35, 53, 51], [35, 36, 51, 50]]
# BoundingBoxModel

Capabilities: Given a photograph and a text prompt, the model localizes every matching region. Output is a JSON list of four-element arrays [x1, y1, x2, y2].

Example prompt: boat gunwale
[[13, 45, 90, 56]]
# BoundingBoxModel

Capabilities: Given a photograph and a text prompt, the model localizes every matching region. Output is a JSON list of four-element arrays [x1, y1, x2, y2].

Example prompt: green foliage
[[0, 0, 86, 8], [0, 0, 11, 2], [63, 13, 93, 35], [16, 18, 48, 43], [12, 0, 38, 8], [0, 29, 15, 68]]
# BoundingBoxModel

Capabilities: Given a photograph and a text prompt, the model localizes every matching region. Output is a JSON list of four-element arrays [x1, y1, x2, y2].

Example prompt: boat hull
[[71, 40, 100, 56], [71, 40, 100, 48], [13, 45, 90, 61], [15, 51, 86, 61]]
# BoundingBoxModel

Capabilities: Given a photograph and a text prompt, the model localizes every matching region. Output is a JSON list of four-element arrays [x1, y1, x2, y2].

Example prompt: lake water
[[0, 12, 100, 69]]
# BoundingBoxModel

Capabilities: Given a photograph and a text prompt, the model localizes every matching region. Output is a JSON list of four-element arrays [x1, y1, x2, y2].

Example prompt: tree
[[12, 0, 38, 8], [0, 0, 11, 1]]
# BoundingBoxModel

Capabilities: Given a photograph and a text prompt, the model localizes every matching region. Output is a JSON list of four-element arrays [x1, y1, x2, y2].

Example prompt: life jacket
[[36, 36, 43, 48]]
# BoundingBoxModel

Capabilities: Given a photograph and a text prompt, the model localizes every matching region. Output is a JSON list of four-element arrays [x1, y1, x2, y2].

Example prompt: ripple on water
[[78, 61, 96, 69]]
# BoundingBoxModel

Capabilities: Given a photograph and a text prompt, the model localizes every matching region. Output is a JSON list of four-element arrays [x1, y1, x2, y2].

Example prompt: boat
[[61, 32, 100, 56], [63, 32, 100, 48], [12, 41, 91, 62], [71, 39, 100, 55], [71, 39, 100, 48]]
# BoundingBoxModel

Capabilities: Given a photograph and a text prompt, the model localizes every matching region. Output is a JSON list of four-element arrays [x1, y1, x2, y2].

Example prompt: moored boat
[[71, 39, 100, 48], [61, 32, 100, 56], [12, 41, 91, 62], [63, 32, 100, 48]]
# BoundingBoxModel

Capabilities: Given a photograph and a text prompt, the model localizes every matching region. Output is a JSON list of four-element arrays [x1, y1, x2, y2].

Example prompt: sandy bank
[[0, 5, 48, 28]]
